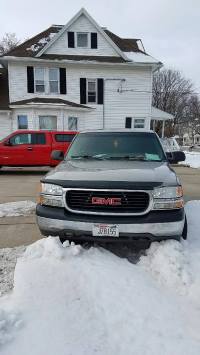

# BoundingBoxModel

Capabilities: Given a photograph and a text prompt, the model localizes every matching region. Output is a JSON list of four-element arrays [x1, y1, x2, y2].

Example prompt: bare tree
[[152, 69, 194, 134], [182, 95, 200, 139], [0, 33, 20, 56]]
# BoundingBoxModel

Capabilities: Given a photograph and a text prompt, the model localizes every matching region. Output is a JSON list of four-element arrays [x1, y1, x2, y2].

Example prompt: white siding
[[45, 14, 118, 57], [11, 107, 87, 132], [8, 61, 153, 132], [0, 112, 12, 139]]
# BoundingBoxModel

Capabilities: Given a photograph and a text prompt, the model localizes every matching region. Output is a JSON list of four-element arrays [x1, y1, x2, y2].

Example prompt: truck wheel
[[182, 216, 188, 240]]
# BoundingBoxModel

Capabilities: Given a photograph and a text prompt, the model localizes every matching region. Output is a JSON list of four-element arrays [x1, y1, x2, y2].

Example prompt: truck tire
[[182, 216, 188, 240]]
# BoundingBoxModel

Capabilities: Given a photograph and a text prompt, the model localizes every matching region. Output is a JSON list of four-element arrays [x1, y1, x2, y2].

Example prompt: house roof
[[10, 97, 93, 109], [151, 107, 174, 121], [104, 30, 142, 53], [0, 68, 9, 110], [4, 25, 145, 60], [4, 25, 62, 58], [40, 54, 126, 62]]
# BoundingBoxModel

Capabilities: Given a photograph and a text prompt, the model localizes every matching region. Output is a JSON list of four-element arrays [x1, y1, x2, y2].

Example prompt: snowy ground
[[0, 201, 36, 218], [182, 151, 200, 168], [0, 201, 200, 354]]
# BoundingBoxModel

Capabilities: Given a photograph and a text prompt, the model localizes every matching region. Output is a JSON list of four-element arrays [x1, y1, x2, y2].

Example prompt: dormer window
[[77, 32, 89, 48]]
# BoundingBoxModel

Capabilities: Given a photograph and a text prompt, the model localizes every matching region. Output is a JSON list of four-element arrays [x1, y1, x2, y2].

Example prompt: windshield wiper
[[70, 155, 94, 159], [70, 155, 109, 160], [122, 155, 146, 161]]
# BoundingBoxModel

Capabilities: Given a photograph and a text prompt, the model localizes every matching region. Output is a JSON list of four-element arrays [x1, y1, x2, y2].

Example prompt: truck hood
[[43, 160, 179, 189]]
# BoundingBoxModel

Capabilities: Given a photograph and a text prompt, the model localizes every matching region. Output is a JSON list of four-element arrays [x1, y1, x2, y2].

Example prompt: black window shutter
[[59, 68, 67, 94], [80, 78, 86, 104], [27, 66, 34, 93], [125, 117, 132, 128], [97, 78, 104, 104], [68, 32, 75, 48], [91, 33, 97, 49]]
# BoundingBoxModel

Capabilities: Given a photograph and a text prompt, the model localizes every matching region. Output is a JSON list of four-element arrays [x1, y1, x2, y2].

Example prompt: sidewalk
[[0, 215, 42, 248]]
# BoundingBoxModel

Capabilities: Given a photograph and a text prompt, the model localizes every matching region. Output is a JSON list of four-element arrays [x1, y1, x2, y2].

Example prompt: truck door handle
[[27, 147, 33, 151]]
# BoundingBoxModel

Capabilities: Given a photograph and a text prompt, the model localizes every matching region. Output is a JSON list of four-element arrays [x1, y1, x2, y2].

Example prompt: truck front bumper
[[36, 205, 185, 242]]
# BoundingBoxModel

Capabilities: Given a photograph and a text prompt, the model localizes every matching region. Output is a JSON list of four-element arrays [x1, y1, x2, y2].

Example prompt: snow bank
[[0, 201, 200, 354], [182, 151, 200, 168], [0, 201, 36, 217], [0, 246, 25, 295], [139, 201, 200, 301]]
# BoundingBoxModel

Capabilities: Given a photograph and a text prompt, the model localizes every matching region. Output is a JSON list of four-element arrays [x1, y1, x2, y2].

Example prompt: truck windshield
[[67, 132, 166, 162]]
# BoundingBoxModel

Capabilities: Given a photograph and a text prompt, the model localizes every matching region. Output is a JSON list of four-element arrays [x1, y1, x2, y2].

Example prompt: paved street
[[0, 165, 199, 248]]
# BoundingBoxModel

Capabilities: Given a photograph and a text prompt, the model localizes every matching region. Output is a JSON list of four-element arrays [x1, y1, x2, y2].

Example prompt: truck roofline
[[79, 129, 155, 134]]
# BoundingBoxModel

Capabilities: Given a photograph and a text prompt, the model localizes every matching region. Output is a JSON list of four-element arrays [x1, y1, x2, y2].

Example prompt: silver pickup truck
[[36, 130, 187, 244]]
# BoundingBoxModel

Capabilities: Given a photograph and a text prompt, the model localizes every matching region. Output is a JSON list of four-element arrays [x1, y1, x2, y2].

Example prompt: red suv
[[0, 130, 77, 167]]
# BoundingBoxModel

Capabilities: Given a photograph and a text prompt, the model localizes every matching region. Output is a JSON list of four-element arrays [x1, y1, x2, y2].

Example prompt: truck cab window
[[32, 133, 46, 145], [55, 134, 76, 142], [9, 133, 31, 145]]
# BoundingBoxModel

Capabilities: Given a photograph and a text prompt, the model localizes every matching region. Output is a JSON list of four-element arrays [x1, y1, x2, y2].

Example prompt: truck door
[[28, 132, 52, 165], [0, 132, 51, 166], [1, 132, 34, 166]]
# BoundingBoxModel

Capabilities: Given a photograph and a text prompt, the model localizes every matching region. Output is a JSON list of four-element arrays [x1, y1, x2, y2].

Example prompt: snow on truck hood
[[44, 160, 178, 187]]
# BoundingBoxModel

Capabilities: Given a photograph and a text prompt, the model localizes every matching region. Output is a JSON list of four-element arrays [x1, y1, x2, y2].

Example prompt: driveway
[[0, 166, 199, 248]]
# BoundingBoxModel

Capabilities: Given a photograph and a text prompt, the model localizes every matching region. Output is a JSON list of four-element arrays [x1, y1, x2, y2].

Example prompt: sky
[[1, 0, 200, 91]]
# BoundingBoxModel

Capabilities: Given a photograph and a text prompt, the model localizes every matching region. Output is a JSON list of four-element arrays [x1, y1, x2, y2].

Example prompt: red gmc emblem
[[91, 197, 122, 206]]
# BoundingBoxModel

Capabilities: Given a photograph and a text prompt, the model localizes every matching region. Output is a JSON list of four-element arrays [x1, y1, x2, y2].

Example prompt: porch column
[[161, 120, 165, 138]]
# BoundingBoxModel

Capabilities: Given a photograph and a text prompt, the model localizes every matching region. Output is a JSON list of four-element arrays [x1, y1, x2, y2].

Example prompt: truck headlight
[[41, 183, 63, 195], [39, 183, 64, 207], [153, 186, 184, 210]]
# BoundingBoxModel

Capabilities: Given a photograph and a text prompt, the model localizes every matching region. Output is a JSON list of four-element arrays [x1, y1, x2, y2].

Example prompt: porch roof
[[151, 107, 174, 121], [10, 97, 93, 110]]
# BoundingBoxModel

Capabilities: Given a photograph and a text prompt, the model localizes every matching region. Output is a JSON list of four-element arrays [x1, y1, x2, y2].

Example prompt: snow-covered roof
[[124, 52, 160, 64], [151, 107, 174, 121], [2, 9, 161, 67]]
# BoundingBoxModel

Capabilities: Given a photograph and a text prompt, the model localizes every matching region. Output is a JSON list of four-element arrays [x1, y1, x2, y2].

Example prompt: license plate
[[92, 224, 119, 237]]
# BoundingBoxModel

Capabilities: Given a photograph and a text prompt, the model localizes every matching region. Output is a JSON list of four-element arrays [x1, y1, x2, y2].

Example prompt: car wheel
[[182, 216, 188, 240]]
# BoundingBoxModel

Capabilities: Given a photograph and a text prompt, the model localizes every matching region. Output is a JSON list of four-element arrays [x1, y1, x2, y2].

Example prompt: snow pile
[[0, 201, 36, 217], [0, 308, 22, 345], [139, 201, 200, 301], [0, 201, 200, 354], [182, 151, 200, 168], [0, 246, 25, 295]]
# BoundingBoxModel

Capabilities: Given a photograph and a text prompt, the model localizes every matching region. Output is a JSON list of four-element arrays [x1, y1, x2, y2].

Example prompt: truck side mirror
[[166, 151, 185, 164], [51, 150, 64, 161]]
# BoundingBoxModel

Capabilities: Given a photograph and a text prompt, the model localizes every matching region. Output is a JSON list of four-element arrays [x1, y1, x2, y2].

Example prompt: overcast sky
[[1, 0, 200, 91]]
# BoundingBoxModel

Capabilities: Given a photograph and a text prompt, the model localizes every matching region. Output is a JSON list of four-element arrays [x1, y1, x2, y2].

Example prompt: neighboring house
[[0, 8, 172, 139], [182, 133, 200, 146]]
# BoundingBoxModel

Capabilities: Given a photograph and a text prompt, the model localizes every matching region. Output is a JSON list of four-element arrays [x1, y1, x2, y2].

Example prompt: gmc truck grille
[[65, 189, 150, 215]]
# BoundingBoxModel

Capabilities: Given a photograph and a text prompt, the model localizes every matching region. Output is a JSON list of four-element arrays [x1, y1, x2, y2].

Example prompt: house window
[[18, 115, 28, 129], [39, 116, 57, 130], [134, 119, 145, 129], [125, 117, 132, 129], [77, 32, 88, 48], [35, 68, 45, 93], [49, 68, 59, 93], [68, 117, 78, 131], [87, 79, 97, 103]]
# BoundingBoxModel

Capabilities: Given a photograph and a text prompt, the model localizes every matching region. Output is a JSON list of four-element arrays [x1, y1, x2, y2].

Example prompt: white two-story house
[[0, 8, 173, 139]]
